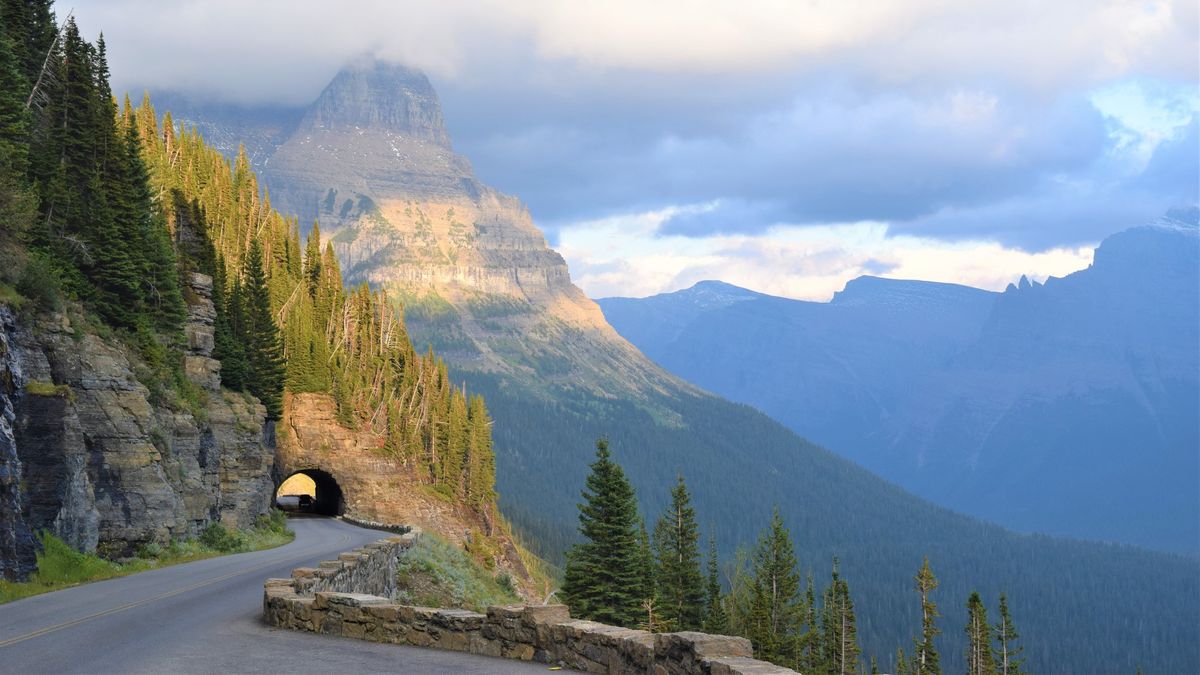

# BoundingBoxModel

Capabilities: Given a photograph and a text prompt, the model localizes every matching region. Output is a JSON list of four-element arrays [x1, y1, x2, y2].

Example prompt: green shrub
[[199, 523, 246, 552], [394, 534, 519, 612], [32, 531, 118, 585], [496, 572, 517, 596], [138, 541, 163, 559], [172, 369, 209, 421], [15, 252, 63, 314], [0, 282, 23, 309], [256, 509, 289, 535]]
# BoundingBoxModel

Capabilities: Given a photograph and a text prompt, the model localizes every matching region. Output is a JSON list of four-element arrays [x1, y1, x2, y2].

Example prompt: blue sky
[[75, 0, 1198, 299]]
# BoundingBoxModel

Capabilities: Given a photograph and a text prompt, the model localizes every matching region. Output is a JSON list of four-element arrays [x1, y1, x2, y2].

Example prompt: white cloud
[[1091, 79, 1200, 168], [559, 208, 1095, 301], [72, 0, 1198, 105], [65, 0, 1193, 292]]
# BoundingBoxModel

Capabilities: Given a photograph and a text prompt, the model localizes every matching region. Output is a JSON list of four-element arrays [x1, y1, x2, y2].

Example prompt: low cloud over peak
[[71, 0, 1198, 297]]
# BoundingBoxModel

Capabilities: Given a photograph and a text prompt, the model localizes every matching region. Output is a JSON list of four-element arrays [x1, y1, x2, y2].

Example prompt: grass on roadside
[[0, 510, 294, 604], [395, 533, 521, 612]]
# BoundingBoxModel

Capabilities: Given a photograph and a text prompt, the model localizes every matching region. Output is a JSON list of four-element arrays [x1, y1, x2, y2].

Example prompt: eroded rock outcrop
[[0, 272, 274, 572]]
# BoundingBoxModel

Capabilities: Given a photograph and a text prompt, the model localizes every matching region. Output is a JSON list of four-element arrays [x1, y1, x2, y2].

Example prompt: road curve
[[0, 518, 555, 674]]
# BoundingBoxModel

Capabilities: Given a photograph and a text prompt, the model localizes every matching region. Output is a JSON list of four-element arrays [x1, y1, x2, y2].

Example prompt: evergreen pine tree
[[241, 240, 285, 418], [560, 439, 643, 627], [798, 574, 820, 674], [966, 591, 996, 675], [635, 518, 661, 632], [442, 391, 468, 491], [0, 31, 29, 175], [119, 113, 184, 332], [465, 395, 495, 510], [653, 475, 706, 631], [912, 557, 941, 675], [745, 508, 802, 666], [215, 266, 249, 391], [820, 559, 860, 675], [0, 0, 56, 85], [703, 533, 729, 634], [896, 647, 910, 675], [839, 577, 860, 675], [637, 518, 656, 609], [304, 221, 322, 298], [994, 594, 1026, 675]]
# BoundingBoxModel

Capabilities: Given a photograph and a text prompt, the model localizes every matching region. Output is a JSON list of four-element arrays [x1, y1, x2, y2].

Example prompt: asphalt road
[[0, 517, 557, 674]]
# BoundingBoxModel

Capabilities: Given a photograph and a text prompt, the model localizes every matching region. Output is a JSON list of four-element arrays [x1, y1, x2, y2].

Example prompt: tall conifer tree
[[821, 559, 860, 675], [242, 239, 285, 418], [304, 221, 322, 298], [637, 518, 656, 604], [215, 266, 248, 391], [653, 475, 705, 631], [561, 439, 643, 627], [0, 0, 56, 85], [994, 594, 1025, 675], [703, 533, 729, 634], [912, 557, 941, 675], [965, 591, 996, 675], [0, 31, 29, 174], [798, 574, 820, 673], [745, 508, 802, 665], [465, 396, 495, 509]]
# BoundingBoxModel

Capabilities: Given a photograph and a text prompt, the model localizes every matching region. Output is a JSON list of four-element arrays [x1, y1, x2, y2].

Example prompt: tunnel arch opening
[[275, 469, 344, 516]]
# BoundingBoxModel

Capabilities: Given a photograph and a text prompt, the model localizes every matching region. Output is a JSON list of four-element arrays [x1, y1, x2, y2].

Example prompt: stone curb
[[262, 531, 797, 674]]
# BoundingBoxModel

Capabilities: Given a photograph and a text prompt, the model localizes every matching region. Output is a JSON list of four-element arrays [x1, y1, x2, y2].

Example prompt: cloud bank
[[69, 0, 1198, 298]]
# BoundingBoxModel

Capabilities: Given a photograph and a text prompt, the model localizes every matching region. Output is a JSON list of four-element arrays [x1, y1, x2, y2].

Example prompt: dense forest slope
[[148, 59, 1200, 673], [599, 212, 1200, 554]]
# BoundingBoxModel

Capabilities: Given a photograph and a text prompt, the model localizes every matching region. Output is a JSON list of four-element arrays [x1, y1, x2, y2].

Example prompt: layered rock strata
[[262, 61, 675, 397], [0, 307, 35, 579], [0, 272, 274, 570]]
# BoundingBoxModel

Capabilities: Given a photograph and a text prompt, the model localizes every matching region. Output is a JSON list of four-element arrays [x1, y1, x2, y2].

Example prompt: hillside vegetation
[[0, 4, 508, 575], [394, 533, 521, 612]]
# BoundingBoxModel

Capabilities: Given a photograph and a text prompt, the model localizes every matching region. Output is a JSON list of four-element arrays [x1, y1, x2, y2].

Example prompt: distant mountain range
[[600, 209, 1200, 554], [157, 64, 1199, 673]]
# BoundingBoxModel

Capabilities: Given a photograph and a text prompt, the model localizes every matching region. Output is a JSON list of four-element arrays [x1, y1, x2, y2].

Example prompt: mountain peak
[[303, 59, 450, 147], [1162, 205, 1200, 228], [658, 280, 765, 310], [1092, 210, 1199, 279], [832, 275, 995, 308]]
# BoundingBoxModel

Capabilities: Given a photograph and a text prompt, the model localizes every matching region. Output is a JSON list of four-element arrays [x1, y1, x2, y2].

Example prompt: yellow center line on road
[[0, 531, 353, 649]]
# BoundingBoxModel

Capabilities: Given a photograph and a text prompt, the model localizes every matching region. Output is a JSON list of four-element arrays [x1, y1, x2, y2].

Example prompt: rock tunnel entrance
[[275, 469, 344, 516]]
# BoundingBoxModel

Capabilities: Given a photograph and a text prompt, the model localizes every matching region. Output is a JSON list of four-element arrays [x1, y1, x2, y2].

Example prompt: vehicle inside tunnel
[[275, 469, 344, 516]]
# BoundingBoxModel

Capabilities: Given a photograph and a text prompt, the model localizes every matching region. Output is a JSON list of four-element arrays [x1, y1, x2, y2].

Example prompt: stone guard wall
[[263, 531, 797, 674]]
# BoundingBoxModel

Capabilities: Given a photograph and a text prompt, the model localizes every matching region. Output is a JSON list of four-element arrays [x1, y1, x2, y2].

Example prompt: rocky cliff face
[[0, 308, 36, 580], [263, 61, 682, 401], [278, 392, 534, 596], [0, 273, 274, 575]]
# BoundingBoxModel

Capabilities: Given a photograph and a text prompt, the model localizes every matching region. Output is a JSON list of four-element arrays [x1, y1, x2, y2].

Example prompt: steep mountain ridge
[[599, 212, 1200, 552], [890, 212, 1198, 549], [263, 61, 682, 405]]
